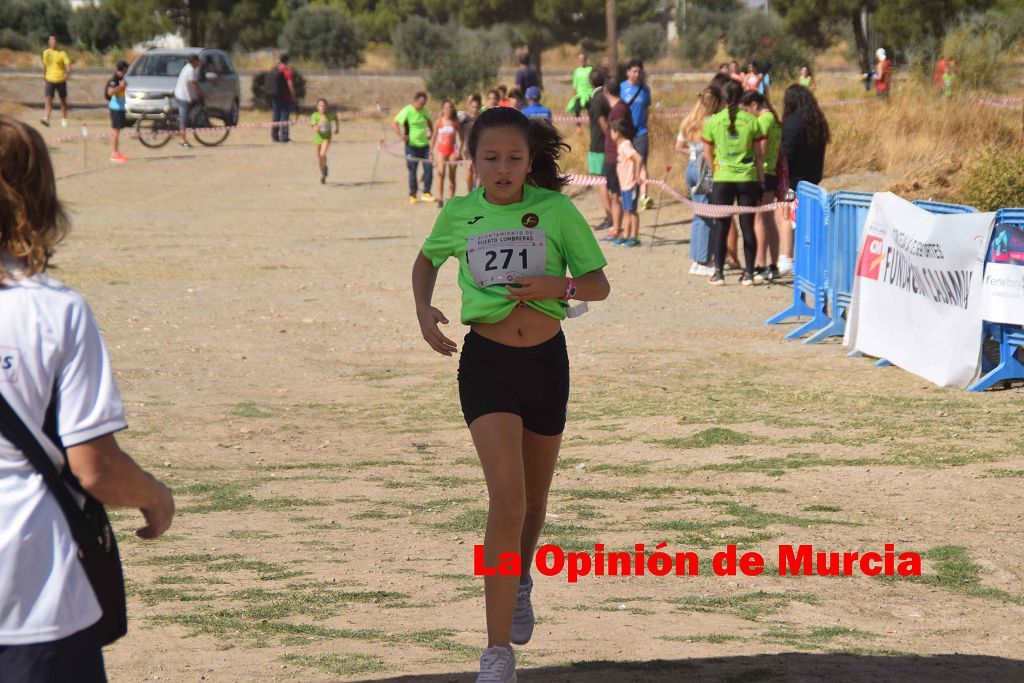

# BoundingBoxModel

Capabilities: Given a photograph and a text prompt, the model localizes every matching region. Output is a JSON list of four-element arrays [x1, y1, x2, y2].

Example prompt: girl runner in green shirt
[[309, 98, 339, 184], [411, 106, 610, 683]]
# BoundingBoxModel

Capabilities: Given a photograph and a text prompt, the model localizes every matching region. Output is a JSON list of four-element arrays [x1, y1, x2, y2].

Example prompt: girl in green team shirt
[[309, 98, 339, 184], [701, 79, 765, 286], [411, 106, 610, 683], [740, 90, 782, 282]]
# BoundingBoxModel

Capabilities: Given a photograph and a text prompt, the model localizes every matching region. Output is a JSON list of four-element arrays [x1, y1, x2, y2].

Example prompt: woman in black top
[[779, 84, 830, 273]]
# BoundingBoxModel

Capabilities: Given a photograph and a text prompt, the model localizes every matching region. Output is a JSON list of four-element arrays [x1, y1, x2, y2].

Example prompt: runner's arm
[[391, 120, 406, 142], [412, 252, 457, 356], [67, 434, 175, 539], [754, 142, 765, 186]]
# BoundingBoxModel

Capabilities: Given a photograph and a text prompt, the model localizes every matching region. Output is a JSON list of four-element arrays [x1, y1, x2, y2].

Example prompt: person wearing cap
[[520, 87, 552, 122], [875, 48, 893, 101], [174, 54, 202, 148], [106, 60, 130, 163]]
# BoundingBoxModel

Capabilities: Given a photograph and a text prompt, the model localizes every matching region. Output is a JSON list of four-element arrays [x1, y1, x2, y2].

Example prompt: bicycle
[[135, 99, 231, 148]]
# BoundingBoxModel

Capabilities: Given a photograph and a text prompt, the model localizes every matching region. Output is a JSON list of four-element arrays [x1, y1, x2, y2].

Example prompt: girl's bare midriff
[[471, 302, 561, 347]]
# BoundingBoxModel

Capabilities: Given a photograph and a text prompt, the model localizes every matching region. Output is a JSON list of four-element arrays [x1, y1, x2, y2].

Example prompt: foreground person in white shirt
[[0, 115, 175, 682]]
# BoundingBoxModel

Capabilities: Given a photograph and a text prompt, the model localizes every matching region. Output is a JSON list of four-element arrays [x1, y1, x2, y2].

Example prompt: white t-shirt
[[174, 62, 197, 103], [0, 256, 127, 645]]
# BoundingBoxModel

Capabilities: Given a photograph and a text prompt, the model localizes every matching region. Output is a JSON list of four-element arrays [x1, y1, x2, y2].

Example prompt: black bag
[[263, 67, 285, 99], [0, 390, 128, 647]]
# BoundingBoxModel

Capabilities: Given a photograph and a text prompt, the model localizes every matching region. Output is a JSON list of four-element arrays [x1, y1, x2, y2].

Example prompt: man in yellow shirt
[[41, 35, 71, 128]]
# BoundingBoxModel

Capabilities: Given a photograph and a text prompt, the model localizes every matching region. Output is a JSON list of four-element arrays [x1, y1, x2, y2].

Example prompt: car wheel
[[229, 99, 239, 126]]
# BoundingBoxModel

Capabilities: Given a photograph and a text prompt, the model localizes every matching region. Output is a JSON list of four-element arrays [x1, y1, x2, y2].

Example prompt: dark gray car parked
[[125, 48, 240, 125]]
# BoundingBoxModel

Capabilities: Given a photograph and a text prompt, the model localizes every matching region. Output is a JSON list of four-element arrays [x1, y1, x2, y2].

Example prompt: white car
[[125, 48, 240, 125]]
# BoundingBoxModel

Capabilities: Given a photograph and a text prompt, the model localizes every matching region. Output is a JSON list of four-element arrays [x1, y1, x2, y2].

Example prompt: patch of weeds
[[152, 574, 227, 586], [257, 461, 347, 471], [401, 629, 484, 661], [430, 573, 484, 600], [655, 428, 753, 449], [540, 522, 597, 553], [556, 488, 626, 501], [644, 504, 675, 513], [433, 508, 488, 534], [711, 501, 858, 529], [803, 505, 842, 512], [229, 402, 273, 418], [281, 653, 388, 677], [895, 545, 1024, 604], [588, 462, 652, 476], [429, 475, 478, 487], [150, 610, 387, 643], [351, 510, 406, 520], [560, 503, 605, 521], [983, 468, 1024, 478], [348, 459, 410, 469], [698, 452, 879, 476], [743, 485, 788, 494], [128, 586, 212, 606], [556, 456, 587, 470], [223, 529, 279, 540], [885, 443, 1004, 468], [176, 480, 319, 514], [669, 591, 819, 621], [660, 633, 746, 644], [760, 625, 875, 651]]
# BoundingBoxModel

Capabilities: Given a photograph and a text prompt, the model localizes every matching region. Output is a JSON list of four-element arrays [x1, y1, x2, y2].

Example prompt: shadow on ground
[[352, 653, 1024, 683]]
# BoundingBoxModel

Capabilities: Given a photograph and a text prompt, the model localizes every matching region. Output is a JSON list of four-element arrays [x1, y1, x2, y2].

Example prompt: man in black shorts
[[41, 35, 71, 128], [106, 60, 130, 163]]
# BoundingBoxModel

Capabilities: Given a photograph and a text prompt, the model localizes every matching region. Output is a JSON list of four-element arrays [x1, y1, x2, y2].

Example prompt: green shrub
[[727, 10, 811, 80], [392, 16, 453, 69], [251, 69, 307, 111], [0, 0, 70, 46], [280, 6, 365, 69], [69, 4, 121, 52], [426, 49, 499, 104], [959, 149, 1024, 211], [622, 22, 666, 63]]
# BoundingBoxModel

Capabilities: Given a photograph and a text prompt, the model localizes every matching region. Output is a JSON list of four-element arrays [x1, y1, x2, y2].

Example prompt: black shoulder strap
[[625, 82, 646, 108], [0, 388, 96, 551]]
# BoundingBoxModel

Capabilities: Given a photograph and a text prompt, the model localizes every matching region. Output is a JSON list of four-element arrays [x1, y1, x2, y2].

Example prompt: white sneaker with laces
[[692, 264, 716, 277], [510, 575, 534, 645], [777, 256, 794, 274], [476, 645, 516, 682]]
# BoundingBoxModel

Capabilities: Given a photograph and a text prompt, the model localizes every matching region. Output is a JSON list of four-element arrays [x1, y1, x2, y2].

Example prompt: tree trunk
[[528, 37, 544, 89], [851, 11, 870, 78], [606, 0, 618, 79]]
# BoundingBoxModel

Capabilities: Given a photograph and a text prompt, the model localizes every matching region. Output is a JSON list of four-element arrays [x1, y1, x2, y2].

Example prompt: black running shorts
[[458, 330, 570, 436]]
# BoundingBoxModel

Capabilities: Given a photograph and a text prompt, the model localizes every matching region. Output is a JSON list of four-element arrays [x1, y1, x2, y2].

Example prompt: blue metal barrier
[[911, 200, 979, 215], [765, 182, 830, 337], [968, 208, 1024, 391], [803, 191, 872, 344]]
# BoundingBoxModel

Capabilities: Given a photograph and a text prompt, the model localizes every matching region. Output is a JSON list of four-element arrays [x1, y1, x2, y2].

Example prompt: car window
[[129, 54, 192, 77], [212, 55, 231, 75]]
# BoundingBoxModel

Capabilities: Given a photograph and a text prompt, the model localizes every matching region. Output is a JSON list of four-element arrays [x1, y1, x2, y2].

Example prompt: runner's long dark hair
[[721, 79, 743, 135], [739, 89, 780, 124], [467, 106, 569, 192], [783, 84, 831, 147]]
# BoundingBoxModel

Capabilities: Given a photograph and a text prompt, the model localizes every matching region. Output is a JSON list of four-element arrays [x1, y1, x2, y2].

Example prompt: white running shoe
[[476, 645, 516, 682], [510, 575, 534, 645], [692, 264, 716, 277], [777, 256, 794, 275]]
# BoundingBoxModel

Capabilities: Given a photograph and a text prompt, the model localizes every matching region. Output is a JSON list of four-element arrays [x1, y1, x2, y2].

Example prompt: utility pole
[[606, 0, 618, 78]]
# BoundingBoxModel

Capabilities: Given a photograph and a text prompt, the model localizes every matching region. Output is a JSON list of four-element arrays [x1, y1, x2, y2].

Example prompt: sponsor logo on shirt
[[0, 347, 17, 384], [468, 216, 484, 225], [522, 213, 539, 228]]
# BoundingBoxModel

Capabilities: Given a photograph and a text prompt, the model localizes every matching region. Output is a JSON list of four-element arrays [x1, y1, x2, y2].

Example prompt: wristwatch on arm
[[564, 276, 577, 301]]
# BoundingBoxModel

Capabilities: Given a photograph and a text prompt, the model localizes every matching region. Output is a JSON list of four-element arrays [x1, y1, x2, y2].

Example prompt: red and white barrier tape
[[566, 174, 790, 218]]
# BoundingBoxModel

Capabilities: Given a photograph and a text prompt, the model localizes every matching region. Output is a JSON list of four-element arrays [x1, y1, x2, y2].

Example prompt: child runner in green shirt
[[411, 106, 610, 683], [310, 98, 339, 184]]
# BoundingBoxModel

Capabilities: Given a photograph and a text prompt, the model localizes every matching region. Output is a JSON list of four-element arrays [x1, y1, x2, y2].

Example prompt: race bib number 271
[[467, 229, 547, 287]]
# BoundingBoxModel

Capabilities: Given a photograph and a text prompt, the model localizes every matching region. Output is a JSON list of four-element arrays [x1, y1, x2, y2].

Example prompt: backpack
[[264, 67, 285, 98]]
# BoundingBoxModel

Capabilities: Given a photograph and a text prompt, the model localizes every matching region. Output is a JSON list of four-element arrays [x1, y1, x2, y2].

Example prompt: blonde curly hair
[[0, 115, 68, 280]]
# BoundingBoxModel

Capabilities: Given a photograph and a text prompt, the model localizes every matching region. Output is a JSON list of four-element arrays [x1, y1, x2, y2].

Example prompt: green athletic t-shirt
[[757, 111, 781, 177], [395, 104, 431, 148], [700, 109, 765, 182], [421, 184, 608, 324], [310, 111, 334, 143]]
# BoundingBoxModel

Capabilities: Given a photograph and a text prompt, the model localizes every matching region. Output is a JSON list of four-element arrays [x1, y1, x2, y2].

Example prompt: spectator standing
[[676, 88, 722, 275], [514, 52, 540, 95], [701, 79, 765, 286], [741, 89, 782, 282], [497, 85, 511, 107], [934, 55, 948, 91], [391, 91, 435, 205], [520, 87, 552, 121], [173, 54, 201, 148], [0, 115, 175, 683], [779, 83, 830, 274], [600, 78, 629, 242], [40, 36, 71, 128], [743, 62, 762, 92], [620, 59, 652, 209], [106, 60, 129, 163], [587, 69, 613, 230], [798, 66, 816, 91], [485, 89, 500, 110], [269, 53, 296, 143], [875, 48, 893, 101]]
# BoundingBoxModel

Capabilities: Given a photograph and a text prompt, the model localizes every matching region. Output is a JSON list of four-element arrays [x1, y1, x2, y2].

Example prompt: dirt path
[[21, 107, 1024, 682]]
